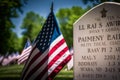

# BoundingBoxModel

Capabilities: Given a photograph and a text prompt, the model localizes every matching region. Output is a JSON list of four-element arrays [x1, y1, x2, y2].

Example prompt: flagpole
[[51, 1, 54, 12]]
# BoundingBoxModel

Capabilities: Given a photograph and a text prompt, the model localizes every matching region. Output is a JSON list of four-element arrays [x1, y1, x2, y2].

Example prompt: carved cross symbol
[[101, 8, 107, 18]]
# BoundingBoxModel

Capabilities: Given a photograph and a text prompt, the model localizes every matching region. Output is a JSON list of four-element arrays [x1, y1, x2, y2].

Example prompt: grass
[[0, 64, 73, 80], [0, 64, 23, 80], [54, 69, 73, 80]]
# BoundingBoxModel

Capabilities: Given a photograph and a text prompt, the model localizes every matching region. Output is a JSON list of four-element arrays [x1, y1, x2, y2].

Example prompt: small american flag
[[18, 39, 32, 65], [21, 11, 71, 80]]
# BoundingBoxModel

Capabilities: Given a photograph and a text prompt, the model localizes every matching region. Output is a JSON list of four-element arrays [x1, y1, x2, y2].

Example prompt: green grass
[[54, 69, 73, 80], [0, 64, 23, 80], [0, 64, 73, 80]]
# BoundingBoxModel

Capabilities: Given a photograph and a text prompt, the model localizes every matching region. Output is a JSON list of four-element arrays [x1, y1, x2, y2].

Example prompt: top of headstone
[[73, 2, 120, 25]]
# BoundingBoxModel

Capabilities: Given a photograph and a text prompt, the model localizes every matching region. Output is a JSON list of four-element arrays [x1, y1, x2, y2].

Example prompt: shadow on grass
[[54, 77, 73, 80], [0, 77, 73, 80], [0, 77, 20, 80]]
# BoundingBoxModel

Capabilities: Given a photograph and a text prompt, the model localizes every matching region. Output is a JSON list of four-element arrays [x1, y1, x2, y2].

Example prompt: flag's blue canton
[[36, 12, 61, 53], [24, 40, 31, 49]]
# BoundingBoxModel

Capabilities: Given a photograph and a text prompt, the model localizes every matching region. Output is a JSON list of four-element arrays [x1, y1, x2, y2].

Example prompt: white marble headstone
[[73, 2, 120, 80]]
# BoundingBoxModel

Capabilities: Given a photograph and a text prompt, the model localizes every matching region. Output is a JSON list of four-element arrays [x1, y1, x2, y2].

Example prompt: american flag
[[18, 39, 32, 65], [21, 11, 71, 80], [67, 48, 73, 70]]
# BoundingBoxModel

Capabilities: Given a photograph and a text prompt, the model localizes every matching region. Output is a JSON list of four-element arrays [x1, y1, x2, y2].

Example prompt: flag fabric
[[0, 55, 4, 65], [0, 55, 3, 63], [21, 11, 71, 80], [67, 48, 73, 70], [18, 39, 32, 64], [23, 39, 31, 49]]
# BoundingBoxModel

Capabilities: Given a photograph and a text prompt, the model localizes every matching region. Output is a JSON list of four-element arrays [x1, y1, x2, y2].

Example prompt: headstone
[[73, 2, 120, 80]]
